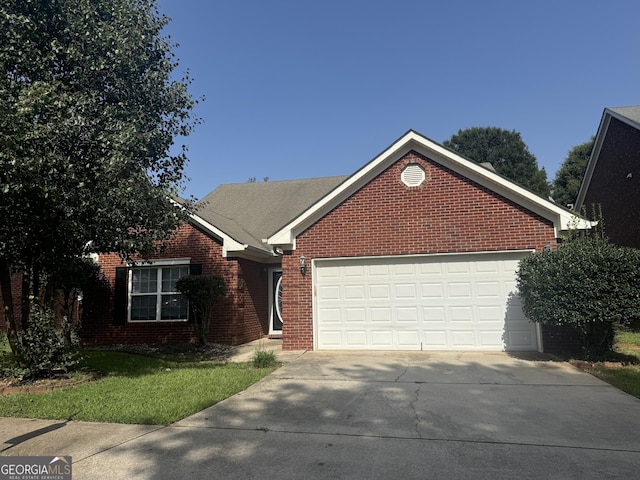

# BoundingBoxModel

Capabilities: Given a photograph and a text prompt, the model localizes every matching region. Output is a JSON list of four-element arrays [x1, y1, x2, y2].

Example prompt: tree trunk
[[20, 267, 31, 331], [0, 257, 25, 366]]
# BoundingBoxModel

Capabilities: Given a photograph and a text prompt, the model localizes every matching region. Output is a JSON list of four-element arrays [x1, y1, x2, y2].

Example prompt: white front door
[[314, 251, 537, 351]]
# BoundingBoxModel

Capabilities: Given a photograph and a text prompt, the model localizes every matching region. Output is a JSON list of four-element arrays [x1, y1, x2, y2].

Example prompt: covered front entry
[[314, 251, 538, 351]]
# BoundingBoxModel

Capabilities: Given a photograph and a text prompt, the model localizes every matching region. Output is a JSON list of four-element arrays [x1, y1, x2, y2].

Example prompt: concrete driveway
[[2, 351, 640, 479]]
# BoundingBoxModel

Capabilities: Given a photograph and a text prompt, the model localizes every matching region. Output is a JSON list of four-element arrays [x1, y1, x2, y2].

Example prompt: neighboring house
[[575, 105, 640, 248], [84, 130, 582, 353]]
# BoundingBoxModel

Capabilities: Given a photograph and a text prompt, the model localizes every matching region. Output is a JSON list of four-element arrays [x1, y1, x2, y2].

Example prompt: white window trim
[[127, 258, 191, 267], [127, 260, 191, 323]]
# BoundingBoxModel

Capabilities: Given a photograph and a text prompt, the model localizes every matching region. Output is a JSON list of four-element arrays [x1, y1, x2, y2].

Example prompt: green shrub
[[517, 237, 640, 359], [3, 303, 80, 382], [176, 274, 226, 345]]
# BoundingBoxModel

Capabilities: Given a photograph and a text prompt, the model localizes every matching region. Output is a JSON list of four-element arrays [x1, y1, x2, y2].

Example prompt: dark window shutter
[[187, 264, 202, 322], [114, 267, 128, 325]]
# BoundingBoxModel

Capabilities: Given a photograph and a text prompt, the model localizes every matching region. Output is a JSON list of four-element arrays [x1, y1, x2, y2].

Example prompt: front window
[[129, 264, 189, 322]]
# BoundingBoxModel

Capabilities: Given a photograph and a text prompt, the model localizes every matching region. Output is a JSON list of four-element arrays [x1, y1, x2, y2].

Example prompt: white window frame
[[127, 259, 191, 323]]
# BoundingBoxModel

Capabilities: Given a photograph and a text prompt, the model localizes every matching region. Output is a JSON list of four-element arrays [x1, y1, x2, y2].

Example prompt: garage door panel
[[477, 305, 503, 321], [345, 308, 366, 322], [346, 331, 367, 346], [344, 285, 366, 300], [317, 265, 341, 278], [344, 265, 365, 277], [476, 282, 500, 297], [315, 252, 537, 351], [450, 306, 473, 322], [369, 284, 391, 299], [446, 262, 472, 275], [395, 284, 417, 299], [475, 261, 500, 273], [478, 330, 503, 347], [369, 264, 390, 276], [396, 307, 419, 322], [423, 331, 447, 348], [319, 308, 341, 322], [319, 285, 341, 300], [419, 262, 444, 275], [371, 331, 393, 347], [393, 263, 416, 276], [421, 283, 444, 298], [450, 330, 476, 347], [448, 282, 472, 298], [370, 307, 392, 322], [397, 331, 420, 348], [423, 306, 446, 321], [320, 331, 342, 346]]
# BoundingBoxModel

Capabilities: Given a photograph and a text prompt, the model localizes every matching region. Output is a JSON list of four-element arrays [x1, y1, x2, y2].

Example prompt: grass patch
[[0, 350, 273, 425], [590, 366, 640, 399], [615, 329, 640, 350], [580, 328, 640, 400], [251, 348, 279, 369]]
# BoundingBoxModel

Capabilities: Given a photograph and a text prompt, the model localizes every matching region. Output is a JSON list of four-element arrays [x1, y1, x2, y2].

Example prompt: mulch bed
[[88, 342, 232, 361], [0, 373, 97, 395]]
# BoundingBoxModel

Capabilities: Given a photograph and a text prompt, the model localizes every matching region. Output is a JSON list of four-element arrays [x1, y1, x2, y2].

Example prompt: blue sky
[[158, 0, 639, 200]]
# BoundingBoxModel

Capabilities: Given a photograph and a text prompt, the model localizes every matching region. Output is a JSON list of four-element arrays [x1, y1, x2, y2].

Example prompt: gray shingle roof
[[608, 105, 640, 127], [196, 176, 348, 252]]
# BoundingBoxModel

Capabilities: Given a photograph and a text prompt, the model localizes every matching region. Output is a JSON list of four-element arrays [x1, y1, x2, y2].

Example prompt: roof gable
[[576, 105, 640, 210], [268, 130, 582, 249]]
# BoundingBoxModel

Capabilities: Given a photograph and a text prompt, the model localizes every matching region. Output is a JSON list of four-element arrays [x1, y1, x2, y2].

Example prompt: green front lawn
[[0, 350, 273, 425], [586, 328, 640, 400]]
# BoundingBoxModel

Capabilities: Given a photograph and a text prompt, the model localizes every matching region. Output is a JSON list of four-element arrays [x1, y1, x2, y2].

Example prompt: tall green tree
[[551, 138, 594, 209], [0, 0, 198, 361], [443, 127, 550, 197]]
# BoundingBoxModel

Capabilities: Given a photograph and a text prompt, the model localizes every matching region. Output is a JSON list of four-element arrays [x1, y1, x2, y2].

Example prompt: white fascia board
[[190, 214, 278, 261], [267, 130, 591, 248], [188, 214, 246, 257], [575, 112, 611, 211], [170, 198, 278, 259]]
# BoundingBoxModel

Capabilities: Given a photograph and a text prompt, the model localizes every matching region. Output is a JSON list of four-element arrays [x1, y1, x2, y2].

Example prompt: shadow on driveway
[[4, 351, 640, 479]]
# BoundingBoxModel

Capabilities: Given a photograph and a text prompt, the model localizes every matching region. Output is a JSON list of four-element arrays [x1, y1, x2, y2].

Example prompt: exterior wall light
[[299, 255, 307, 276]]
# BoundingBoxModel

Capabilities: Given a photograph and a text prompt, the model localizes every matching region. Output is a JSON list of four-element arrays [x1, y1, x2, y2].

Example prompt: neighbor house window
[[128, 263, 190, 322]]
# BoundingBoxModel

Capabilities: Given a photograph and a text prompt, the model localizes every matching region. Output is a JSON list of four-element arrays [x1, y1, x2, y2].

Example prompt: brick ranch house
[[82, 130, 583, 353]]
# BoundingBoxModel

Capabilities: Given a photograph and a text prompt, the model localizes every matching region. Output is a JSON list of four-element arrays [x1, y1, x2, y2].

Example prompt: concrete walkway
[[1, 349, 640, 479]]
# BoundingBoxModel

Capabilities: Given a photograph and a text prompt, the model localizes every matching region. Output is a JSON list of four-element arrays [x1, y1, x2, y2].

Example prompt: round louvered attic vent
[[401, 164, 425, 187]]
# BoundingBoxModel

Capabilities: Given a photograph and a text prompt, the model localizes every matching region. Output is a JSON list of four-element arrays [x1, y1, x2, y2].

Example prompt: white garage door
[[314, 251, 537, 351]]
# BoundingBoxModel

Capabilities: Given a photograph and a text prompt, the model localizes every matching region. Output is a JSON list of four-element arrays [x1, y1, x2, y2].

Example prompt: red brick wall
[[208, 259, 270, 345], [282, 151, 557, 350], [81, 222, 269, 346]]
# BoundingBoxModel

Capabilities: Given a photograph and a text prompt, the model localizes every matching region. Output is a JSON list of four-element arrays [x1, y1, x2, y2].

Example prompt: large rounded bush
[[517, 238, 640, 358]]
